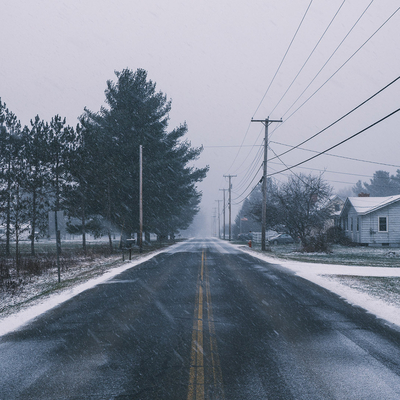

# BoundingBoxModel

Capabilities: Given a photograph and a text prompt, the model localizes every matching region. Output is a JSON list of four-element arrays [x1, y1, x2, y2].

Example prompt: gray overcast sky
[[1, 0, 400, 234]]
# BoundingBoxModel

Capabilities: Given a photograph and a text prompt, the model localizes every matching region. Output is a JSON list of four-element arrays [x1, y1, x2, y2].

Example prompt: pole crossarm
[[251, 118, 283, 126]]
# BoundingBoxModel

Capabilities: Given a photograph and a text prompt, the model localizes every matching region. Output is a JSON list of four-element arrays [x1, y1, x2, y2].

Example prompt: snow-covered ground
[[2, 240, 400, 338], [0, 248, 169, 337], [237, 245, 400, 330]]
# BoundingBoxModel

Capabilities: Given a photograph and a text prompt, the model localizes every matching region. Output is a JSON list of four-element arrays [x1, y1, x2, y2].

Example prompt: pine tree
[[81, 68, 208, 241], [22, 116, 51, 255], [0, 102, 23, 257]]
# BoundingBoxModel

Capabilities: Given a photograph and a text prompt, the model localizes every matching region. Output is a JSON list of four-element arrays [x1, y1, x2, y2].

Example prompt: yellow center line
[[187, 250, 205, 400], [187, 249, 225, 399]]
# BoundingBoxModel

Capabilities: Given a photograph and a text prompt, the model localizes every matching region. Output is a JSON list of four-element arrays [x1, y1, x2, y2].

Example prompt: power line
[[268, 0, 347, 116], [232, 163, 263, 202], [269, 140, 400, 169], [279, 0, 375, 121], [268, 75, 400, 162], [234, 148, 263, 193], [269, 160, 374, 179], [268, 107, 400, 177], [252, 0, 314, 118], [203, 145, 262, 148], [232, 181, 261, 206], [234, 3, 392, 186], [271, 4, 400, 137], [230, 124, 265, 175]]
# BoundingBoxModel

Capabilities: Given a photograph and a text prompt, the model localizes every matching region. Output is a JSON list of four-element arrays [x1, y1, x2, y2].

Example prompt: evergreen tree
[[22, 116, 52, 255], [0, 102, 23, 256], [46, 115, 77, 254], [81, 68, 208, 240], [63, 123, 102, 252], [352, 170, 400, 197]]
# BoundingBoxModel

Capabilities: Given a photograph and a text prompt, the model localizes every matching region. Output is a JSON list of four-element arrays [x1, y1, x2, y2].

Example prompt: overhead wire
[[268, 0, 347, 117], [232, 180, 261, 206], [268, 75, 400, 162], [232, 163, 263, 203], [231, 1, 347, 204], [229, 124, 265, 176], [270, 140, 400, 169], [268, 160, 376, 179], [226, 4, 400, 207], [228, 0, 314, 187], [268, 108, 400, 177], [233, 108, 400, 205], [270, 3, 400, 138], [234, 145, 264, 192], [226, 0, 336, 196], [252, 0, 314, 119], [231, 2, 375, 198], [279, 0, 375, 120]]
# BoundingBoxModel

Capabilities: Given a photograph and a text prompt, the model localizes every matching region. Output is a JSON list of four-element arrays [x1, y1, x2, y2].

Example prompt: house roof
[[343, 195, 400, 215]]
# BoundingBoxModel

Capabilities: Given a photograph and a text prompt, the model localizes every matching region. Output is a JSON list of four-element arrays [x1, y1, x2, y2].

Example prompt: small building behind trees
[[340, 195, 400, 246]]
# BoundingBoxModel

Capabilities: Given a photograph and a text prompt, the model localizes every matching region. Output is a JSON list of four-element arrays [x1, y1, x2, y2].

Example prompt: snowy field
[[2, 240, 400, 338]]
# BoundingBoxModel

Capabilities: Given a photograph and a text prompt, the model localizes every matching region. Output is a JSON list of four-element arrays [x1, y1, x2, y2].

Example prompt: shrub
[[326, 226, 353, 246], [301, 234, 331, 253]]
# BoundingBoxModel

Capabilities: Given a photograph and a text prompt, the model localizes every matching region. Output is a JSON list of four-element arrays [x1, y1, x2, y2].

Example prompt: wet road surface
[[2, 238, 400, 399]]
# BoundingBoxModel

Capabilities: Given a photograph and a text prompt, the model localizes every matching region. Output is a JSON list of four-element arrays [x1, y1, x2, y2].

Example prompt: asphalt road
[[2, 238, 400, 399]]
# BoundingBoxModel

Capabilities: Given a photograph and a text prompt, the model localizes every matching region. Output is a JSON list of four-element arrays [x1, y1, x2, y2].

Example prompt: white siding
[[343, 200, 400, 246], [361, 202, 400, 245]]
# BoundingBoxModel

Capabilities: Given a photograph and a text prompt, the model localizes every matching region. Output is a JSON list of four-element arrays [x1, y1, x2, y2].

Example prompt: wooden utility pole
[[212, 207, 217, 236], [251, 117, 282, 251], [215, 200, 221, 238], [223, 175, 236, 241], [139, 145, 143, 253], [219, 189, 227, 240]]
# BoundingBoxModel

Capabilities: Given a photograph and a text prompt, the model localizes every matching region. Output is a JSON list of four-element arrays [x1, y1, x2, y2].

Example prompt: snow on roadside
[[236, 245, 400, 329], [0, 246, 176, 337]]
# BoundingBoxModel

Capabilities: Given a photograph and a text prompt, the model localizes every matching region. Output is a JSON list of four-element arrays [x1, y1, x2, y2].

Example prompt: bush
[[301, 234, 331, 253], [326, 226, 353, 246]]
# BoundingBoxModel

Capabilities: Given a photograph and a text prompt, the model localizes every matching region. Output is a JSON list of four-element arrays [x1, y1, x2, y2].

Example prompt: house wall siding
[[342, 200, 400, 246], [361, 203, 400, 245]]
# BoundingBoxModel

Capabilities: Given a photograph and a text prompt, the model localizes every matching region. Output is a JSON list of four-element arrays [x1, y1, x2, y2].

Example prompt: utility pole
[[219, 189, 227, 240], [215, 200, 221, 238], [251, 117, 282, 251], [223, 175, 236, 241], [212, 207, 217, 237], [139, 145, 143, 253]]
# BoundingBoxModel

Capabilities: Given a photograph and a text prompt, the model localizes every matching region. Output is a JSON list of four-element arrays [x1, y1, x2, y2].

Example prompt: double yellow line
[[187, 250, 224, 400]]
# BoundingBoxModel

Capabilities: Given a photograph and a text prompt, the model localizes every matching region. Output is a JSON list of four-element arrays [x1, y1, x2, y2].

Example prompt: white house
[[340, 195, 400, 247]]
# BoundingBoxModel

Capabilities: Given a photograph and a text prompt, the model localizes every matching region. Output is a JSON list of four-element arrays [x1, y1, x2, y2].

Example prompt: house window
[[334, 204, 340, 212], [350, 217, 353, 231], [357, 217, 359, 231], [378, 216, 388, 232]]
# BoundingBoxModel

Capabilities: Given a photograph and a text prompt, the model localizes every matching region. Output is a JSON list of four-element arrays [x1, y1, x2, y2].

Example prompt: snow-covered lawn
[[237, 245, 400, 329]]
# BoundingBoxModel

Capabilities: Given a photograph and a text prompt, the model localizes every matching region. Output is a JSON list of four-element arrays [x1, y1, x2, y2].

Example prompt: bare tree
[[275, 173, 333, 248]]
